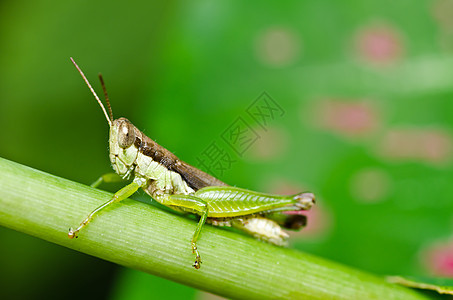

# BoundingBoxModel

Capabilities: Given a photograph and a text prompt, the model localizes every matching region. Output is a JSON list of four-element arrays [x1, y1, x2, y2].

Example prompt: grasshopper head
[[109, 118, 140, 177]]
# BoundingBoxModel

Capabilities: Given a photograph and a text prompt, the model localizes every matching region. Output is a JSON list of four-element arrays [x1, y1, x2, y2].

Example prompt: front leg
[[161, 194, 208, 269], [69, 176, 146, 238]]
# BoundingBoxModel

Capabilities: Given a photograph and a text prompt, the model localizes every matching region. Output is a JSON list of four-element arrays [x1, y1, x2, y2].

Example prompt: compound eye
[[118, 121, 136, 148]]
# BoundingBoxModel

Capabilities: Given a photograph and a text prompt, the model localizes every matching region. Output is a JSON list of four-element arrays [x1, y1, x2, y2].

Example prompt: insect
[[68, 57, 315, 269]]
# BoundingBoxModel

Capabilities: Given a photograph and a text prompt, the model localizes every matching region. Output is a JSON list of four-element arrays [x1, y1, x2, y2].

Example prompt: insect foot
[[192, 243, 202, 269], [68, 228, 79, 239], [294, 192, 315, 210], [193, 255, 202, 269]]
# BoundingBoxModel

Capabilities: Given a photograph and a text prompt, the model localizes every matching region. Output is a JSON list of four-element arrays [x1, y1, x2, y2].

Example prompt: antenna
[[70, 57, 113, 127], [98, 73, 114, 122]]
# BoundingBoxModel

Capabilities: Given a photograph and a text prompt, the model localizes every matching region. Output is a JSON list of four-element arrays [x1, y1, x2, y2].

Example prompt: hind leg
[[159, 194, 208, 269]]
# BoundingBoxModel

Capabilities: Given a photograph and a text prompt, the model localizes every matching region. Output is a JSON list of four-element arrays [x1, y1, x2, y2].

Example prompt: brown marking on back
[[134, 136, 141, 149], [135, 130, 228, 190]]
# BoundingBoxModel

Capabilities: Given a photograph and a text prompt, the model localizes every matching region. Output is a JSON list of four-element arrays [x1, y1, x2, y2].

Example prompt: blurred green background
[[1, 0, 453, 299]]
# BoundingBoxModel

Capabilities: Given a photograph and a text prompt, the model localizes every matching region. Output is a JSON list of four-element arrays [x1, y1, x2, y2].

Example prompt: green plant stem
[[0, 157, 429, 300]]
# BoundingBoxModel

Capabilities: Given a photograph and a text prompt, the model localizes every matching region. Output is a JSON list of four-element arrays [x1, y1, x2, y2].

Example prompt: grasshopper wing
[[172, 161, 228, 190]]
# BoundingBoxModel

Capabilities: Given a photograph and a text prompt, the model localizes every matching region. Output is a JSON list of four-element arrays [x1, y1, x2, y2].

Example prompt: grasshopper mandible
[[68, 58, 315, 269]]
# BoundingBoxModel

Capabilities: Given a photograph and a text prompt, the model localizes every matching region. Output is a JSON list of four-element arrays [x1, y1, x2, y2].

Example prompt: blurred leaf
[[388, 276, 453, 295]]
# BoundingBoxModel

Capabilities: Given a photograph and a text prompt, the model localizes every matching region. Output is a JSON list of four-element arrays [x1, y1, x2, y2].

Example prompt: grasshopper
[[68, 58, 315, 269]]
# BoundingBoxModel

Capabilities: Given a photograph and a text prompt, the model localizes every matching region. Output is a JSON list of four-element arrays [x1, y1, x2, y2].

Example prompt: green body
[[68, 58, 315, 269]]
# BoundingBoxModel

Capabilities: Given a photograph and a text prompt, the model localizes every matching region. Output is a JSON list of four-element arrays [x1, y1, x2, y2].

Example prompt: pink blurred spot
[[355, 23, 404, 65], [350, 168, 392, 204], [422, 240, 453, 277], [255, 26, 301, 67], [246, 127, 288, 161], [431, 0, 453, 32], [289, 205, 330, 238], [379, 128, 453, 164], [430, 1, 453, 52], [314, 100, 379, 137]]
